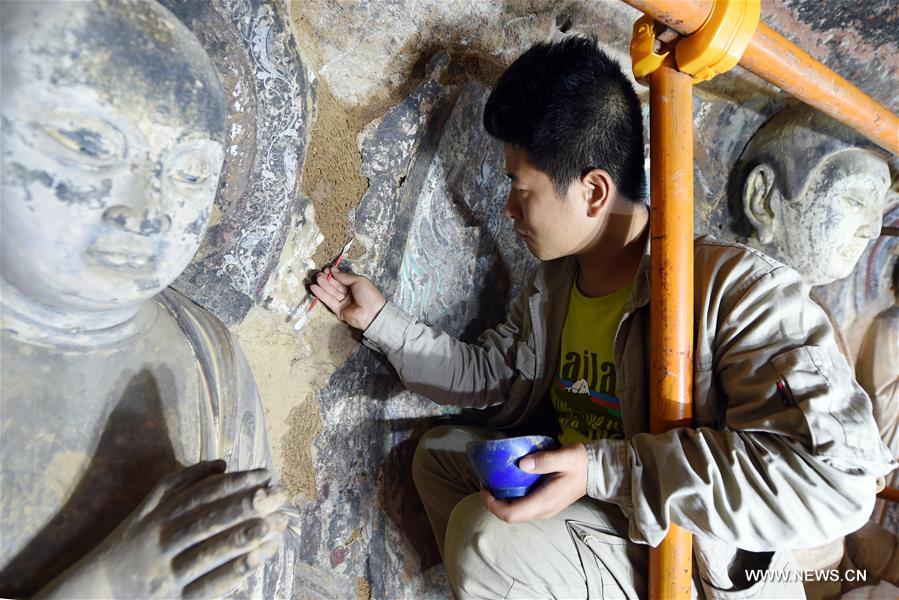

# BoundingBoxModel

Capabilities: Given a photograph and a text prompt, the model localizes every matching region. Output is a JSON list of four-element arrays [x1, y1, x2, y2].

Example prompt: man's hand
[[481, 443, 588, 523], [38, 460, 288, 600], [311, 267, 387, 331]]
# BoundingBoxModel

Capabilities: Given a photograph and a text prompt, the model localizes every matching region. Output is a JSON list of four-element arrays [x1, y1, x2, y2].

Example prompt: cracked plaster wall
[[169, 0, 897, 596]]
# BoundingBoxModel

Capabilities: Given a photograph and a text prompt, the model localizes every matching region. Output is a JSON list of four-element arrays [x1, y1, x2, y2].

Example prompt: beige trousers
[[412, 425, 648, 599]]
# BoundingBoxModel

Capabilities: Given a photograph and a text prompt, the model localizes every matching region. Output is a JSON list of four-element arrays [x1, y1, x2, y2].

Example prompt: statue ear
[[743, 163, 779, 245]]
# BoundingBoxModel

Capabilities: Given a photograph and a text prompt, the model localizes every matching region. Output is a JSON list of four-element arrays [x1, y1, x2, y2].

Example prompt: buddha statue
[[730, 104, 891, 287], [845, 257, 899, 589], [730, 104, 896, 595], [0, 1, 293, 597]]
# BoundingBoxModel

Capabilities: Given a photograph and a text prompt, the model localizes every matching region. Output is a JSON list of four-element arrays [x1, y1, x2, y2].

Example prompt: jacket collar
[[531, 224, 652, 312], [631, 228, 652, 311]]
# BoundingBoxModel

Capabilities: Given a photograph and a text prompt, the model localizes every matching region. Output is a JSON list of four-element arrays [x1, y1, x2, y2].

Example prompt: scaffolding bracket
[[675, 0, 760, 82], [630, 15, 669, 85]]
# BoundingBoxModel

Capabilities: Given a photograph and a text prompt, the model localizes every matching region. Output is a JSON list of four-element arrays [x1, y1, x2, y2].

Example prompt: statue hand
[[311, 267, 388, 331], [37, 460, 288, 600]]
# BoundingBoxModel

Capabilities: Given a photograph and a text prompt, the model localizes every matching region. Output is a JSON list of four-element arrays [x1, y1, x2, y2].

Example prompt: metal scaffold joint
[[630, 15, 669, 85], [675, 0, 760, 82], [630, 1, 761, 85]]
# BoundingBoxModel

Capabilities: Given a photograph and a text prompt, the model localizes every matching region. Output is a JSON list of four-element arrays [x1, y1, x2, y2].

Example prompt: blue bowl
[[466, 435, 558, 499]]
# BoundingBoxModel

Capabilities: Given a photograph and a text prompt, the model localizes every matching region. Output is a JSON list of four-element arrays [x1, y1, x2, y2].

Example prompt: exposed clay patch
[[355, 576, 372, 600], [303, 80, 370, 266], [280, 393, 322, 499]]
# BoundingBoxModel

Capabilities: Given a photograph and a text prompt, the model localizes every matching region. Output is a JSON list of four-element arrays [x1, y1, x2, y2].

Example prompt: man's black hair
[[484, 35, 646, 201]]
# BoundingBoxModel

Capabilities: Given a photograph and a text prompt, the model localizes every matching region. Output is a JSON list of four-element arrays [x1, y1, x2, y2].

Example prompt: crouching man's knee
[[411, 425, 459, 494], [444, 493, 506, 597]]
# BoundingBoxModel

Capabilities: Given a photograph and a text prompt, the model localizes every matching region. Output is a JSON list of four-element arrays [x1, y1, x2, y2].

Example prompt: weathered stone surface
[[165, 0, 314, 324], [812, 201, 899, 352], [292, 57, 536, 597], [289, 0, 641, 107], [769, 0, 898, 111], [166, 0, 896, 594]]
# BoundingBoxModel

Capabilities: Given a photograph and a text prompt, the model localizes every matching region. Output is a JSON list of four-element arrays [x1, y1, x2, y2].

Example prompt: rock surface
[[163, 0, 897, 595], [165, 0, 314, 324]]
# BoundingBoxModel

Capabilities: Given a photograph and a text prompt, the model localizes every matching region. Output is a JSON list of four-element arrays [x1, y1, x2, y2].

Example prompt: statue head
[[729, 104, 891, 287], [1, 0, 226, 316]]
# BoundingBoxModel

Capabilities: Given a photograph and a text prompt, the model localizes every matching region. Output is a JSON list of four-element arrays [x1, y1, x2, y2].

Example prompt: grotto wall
[[168, 0, 898, 596]]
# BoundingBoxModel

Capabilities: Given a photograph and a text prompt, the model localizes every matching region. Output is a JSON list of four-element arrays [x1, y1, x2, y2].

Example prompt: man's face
[[775, 149, 890, 286], [503, 145, 595, 261]]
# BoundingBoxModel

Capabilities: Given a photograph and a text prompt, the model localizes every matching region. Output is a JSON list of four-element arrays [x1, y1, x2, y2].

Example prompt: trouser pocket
[[566, 520, 646, 600]]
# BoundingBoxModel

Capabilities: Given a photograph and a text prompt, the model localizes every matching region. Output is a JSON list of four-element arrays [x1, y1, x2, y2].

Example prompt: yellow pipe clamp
[[631, 0, 761, 83]]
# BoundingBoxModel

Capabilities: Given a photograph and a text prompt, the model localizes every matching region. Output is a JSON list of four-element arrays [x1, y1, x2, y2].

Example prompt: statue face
[[1, 2, 225, 312], [774, 150, 890, 286]]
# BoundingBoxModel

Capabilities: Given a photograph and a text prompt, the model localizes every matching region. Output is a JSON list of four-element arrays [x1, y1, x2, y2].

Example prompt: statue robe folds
[[0, 289, 299, 598]]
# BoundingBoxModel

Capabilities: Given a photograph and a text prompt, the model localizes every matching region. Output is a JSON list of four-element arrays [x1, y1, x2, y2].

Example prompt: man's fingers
[[480, 477, 568, 523], [328, 269, 361, 286], [518, 450, 557, 474], [480, 488, 540, 524], [182, 539, 280, 600], [140, 460, 227, 519], [161, 469, 272, 523], [163, 485, 287, 555], [173, 513, 287, 584], [317, 269, 348, 297], [310, 283, 344, 314]]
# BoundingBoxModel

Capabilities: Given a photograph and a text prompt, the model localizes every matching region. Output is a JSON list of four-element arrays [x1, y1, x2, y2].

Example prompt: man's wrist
[[361, 301, 414, 354], [363, 299, 389, 333]]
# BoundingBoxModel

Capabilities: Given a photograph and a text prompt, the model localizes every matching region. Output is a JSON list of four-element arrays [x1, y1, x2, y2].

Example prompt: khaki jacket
[[363, 235, 895, 591]]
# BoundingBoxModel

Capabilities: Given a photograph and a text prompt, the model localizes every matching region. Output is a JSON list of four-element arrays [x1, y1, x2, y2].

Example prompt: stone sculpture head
[[1, 0, 226, 320], [730, 105, 891, 286]]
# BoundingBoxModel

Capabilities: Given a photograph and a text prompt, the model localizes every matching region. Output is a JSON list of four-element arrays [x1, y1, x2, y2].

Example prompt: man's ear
[[582, 169, 614, 216], [742, 163, 779, 245]]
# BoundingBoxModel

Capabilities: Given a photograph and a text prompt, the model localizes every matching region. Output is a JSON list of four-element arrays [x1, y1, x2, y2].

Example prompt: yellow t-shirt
[[550, 278, 632, 445]]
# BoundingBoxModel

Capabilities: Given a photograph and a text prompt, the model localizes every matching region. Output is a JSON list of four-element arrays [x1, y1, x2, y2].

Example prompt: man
[[312, 37, 894, 597]]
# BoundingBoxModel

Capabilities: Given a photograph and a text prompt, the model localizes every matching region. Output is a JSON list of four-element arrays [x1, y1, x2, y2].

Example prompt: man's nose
[[504, 192, 520, 220]]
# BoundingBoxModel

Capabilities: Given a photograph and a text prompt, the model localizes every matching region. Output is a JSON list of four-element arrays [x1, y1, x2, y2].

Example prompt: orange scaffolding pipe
[[622, 0, 899, 154], [879, 487, 899, 504], [623, 1, 899, 598], [648, 55, 695, 599]]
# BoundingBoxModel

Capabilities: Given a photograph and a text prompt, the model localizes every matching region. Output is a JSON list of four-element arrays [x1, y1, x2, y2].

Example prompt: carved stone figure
[[730, 104, 891, 287], [0, 1, 293, 597], [731, 106, 897, 595], [857, 258, 899, 474]]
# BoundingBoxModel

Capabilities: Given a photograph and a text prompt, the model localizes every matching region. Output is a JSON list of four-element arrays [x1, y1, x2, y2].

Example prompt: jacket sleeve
[[360, 271, 537, 410], [584, 262, 897, 551]]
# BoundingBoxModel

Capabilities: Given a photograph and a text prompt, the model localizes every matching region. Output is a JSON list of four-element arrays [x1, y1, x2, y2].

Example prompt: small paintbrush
[[292, 238, 353, 331]]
